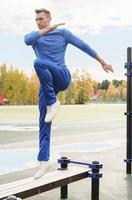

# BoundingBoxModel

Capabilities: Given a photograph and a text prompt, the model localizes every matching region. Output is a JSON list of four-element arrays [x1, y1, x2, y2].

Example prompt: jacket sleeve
[[63, 29, 97, 58], [24, 31, 41, 45]]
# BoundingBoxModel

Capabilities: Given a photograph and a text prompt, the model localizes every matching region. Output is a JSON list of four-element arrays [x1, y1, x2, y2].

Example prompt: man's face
[[35, 12, 51, 29]]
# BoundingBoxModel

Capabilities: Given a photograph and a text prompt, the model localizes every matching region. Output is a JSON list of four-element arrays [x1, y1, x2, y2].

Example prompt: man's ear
[[49, 15, 52, 21]]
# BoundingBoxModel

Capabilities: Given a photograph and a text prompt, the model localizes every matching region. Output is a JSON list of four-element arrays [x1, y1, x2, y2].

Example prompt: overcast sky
[[0, 0, 132, 81]]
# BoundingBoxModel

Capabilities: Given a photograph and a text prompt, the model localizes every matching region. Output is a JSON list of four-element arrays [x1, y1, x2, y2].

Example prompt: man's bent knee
[[34, 58, 41, 69], [34, 59, 48, 72]]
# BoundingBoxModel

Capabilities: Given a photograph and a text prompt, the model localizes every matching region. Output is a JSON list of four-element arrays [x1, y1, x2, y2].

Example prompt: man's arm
[[39, 23, 65, 36], [24, 31, 41, 46], [63, 29, 97, 58], [63, 29, 114, 73], [24, 23, 65, 46], [24, 27, 52, 45]]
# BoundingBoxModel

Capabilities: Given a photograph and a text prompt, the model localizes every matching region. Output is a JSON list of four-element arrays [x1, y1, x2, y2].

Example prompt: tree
[[0, 63, 127, 104], [107, 82, 117, 101], [100, 79, 110, 90], [92, 80, 100, 94], [4, 67, 29, 105], [0, 64, 7, 95], [100, 90, 108, 102], [112, 79, 123, 88], [27, 72, 39, 104]]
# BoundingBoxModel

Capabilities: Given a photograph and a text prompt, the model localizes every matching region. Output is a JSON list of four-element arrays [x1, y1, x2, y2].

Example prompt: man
[[24, 8, 114, 179]]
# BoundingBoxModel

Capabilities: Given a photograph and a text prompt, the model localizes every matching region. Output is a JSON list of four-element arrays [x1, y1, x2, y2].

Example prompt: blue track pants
[[34, 58, 71, 161]]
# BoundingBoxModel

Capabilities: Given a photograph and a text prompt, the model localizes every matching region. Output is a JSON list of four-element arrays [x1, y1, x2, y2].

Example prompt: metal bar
[[124, 158, 132, 163], [58, 158, 102, 170], [70, 160, 90, 166], [69, 160, 102, 169], [60, 185, 68, 199], [124, 112, 132, 116], [60, 157, 68, 199], [91, 161, 100, 200], [126, 47, 132, 174]]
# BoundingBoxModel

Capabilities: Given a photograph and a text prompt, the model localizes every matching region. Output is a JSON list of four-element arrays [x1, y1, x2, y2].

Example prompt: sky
[[0, 0, 132, 81]]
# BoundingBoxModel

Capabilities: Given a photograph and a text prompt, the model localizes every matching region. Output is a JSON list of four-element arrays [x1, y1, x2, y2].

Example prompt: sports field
[[0, 103, 125, 144]]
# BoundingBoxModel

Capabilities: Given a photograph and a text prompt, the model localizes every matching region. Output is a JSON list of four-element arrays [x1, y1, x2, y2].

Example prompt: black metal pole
[[91, 161, 100, 200], [60, 157, 68, 199], [61, 185, 68, 199], [126, 47, 132, 174]]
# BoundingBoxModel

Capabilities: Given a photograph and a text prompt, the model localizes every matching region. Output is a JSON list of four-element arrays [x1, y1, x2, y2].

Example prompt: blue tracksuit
[[24, 28, 97, 161]]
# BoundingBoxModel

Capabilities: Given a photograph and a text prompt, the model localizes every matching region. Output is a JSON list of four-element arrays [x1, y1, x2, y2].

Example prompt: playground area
[[0, 103, 131, 199]]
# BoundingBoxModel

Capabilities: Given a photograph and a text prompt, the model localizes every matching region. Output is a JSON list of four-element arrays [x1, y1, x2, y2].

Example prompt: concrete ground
[[0, 104, 131, 200]]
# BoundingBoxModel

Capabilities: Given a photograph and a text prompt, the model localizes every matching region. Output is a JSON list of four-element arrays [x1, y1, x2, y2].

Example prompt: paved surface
[[0, 104, 131, 200], [0, 128, 131, 200]]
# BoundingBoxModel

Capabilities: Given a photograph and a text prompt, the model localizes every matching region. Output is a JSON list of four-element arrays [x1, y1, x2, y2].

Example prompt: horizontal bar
[[58, 158, 103, 170], [70, 160, 103, 170]]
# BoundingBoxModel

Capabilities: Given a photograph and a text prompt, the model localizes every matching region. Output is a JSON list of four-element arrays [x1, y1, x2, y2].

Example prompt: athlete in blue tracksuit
[[24, 8, 113, 179]]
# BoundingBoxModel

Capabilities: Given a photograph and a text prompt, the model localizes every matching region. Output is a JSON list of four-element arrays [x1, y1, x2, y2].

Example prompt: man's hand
[[48, 23, 65, 31], [101, 62, 114, 73], [96, 55, 114, 73], [39, 23, 65, 36]]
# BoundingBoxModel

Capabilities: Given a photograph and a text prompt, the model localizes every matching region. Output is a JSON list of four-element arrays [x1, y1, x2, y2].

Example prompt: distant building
[[0, 96, 10, 105], [91, 90, 102, 101]]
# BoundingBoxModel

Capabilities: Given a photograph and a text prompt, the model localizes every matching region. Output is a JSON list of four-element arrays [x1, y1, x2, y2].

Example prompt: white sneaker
[[7, 196, 22, 200], [34, 161, 51, 180], [45, 100, 60, 123]]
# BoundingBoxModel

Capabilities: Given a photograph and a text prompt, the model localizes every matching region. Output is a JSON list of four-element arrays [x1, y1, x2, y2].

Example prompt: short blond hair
[[35, 8, 51, 16]]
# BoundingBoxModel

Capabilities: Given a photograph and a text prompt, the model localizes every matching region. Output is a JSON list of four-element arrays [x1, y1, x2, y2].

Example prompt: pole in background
[[125, 47, 132, 174]]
